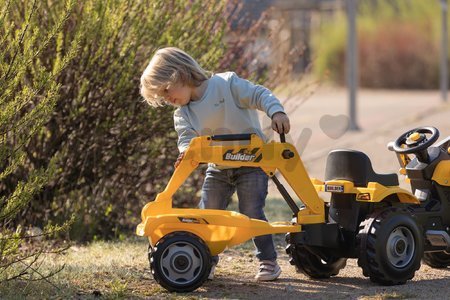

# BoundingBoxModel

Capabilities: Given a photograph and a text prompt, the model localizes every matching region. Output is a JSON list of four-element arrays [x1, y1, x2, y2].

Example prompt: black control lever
[[279, 133, 294, 159]]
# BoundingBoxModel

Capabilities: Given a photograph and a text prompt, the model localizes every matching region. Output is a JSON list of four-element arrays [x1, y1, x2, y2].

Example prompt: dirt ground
[[190, 246, 450, 299], [2, 236, 448, 299], [146, 239, 450, 300]]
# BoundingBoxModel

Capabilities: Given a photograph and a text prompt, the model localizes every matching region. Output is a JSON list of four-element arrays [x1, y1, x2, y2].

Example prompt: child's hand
[[174, 152, 185, 168], [271, 112, 290, 134]]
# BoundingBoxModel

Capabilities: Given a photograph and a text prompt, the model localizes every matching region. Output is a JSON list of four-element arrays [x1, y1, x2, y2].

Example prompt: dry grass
[[0, 198, 291, 299]]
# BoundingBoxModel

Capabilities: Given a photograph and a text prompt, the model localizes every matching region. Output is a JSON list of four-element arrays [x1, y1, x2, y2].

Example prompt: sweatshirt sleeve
[[173, 108, 198, 153], [228, 72, 285, 118]]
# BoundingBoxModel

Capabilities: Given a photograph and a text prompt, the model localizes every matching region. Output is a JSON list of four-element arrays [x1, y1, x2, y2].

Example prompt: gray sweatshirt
[[174, 72, 285, 152]]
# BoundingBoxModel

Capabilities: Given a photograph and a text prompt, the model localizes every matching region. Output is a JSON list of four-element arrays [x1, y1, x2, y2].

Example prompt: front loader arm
[[166, 134, 325, 224]]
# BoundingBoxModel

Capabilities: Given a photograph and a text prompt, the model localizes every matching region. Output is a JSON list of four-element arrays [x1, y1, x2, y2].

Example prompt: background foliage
[[312, 0, 443, 89]]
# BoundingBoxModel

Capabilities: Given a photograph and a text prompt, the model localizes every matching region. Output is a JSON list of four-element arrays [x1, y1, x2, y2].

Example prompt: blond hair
[[140, 47, 210, 107]]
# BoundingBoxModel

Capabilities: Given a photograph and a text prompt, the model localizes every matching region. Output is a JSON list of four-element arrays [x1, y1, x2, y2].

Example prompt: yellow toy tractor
[[136, 126, 450, 292]]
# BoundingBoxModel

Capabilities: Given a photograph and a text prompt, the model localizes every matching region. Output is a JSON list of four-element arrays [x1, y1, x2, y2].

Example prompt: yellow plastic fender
[[137, 201, 300, 255]]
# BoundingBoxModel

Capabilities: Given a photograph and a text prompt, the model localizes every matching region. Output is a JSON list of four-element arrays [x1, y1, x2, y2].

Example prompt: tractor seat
[[324, 149, 399, 187]]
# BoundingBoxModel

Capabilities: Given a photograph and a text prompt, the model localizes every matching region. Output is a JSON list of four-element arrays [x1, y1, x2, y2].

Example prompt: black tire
[[423, 251, 450, 268], [357, 208, 423, 285], [286, 243, 347, 279], [149, 231, 212, 292]]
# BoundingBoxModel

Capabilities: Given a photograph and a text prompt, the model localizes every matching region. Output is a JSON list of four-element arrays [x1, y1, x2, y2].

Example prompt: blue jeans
[[200, 166, 277, 264]]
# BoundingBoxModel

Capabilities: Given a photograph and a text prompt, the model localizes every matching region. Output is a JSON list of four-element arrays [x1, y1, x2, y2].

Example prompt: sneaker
[[208, 261, 217, 280], [255, 260, 281, 281]]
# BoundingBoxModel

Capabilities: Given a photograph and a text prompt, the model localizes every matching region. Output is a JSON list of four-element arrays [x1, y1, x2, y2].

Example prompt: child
[[140, 47, 290, 281]]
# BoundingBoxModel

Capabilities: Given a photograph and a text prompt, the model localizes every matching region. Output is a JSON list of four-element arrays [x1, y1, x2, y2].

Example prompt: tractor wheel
[[357, 207, 423, 285], [286, 243, 347, 279], [423, 251, 450, 268], [149, 231, 212, 292]]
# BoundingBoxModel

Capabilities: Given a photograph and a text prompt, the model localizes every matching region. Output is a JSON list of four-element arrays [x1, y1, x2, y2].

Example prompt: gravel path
[[165, 244, 450, 300]]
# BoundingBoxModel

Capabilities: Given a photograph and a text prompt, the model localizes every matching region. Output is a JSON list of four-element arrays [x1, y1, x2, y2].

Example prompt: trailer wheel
[[357, 208, 423, 285], [423, 251, 450, 268], [286, 243, 347, 279], [149, 232, 211, 292]]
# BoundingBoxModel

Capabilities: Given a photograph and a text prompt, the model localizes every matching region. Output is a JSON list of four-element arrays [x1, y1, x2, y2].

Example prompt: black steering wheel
[[393, 126, 439, 155]]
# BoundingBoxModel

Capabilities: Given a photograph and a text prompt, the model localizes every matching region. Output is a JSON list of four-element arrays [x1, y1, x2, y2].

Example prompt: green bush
[[313, 0, 443, 89], [0, 0, 75, 281], [1, 0, 245, 241]]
